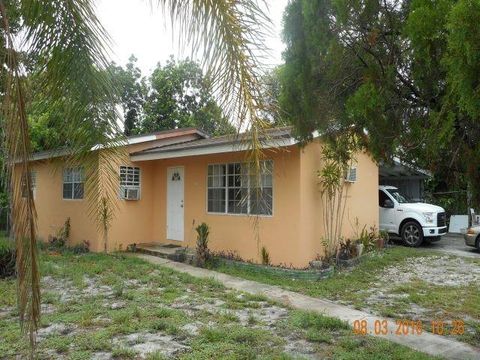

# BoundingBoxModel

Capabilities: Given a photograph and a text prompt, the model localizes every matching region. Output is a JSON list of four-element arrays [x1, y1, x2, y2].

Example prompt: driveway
[[424, 233, 480, 258]]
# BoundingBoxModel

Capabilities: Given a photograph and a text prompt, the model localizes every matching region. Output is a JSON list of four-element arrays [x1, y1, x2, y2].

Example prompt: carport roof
[[379, 157, 430, 179]]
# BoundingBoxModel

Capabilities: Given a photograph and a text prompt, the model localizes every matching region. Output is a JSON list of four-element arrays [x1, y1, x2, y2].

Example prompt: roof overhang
[[379, 157, 430, 179], [24, 128, 208, 162], [130, 137, 298, 162]]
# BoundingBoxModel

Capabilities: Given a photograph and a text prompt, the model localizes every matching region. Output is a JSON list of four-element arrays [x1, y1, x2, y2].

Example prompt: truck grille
[[437, 212, 446, 227]]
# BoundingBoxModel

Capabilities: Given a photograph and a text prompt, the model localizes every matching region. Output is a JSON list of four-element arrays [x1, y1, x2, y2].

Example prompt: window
[[344, 167, 357, 182], [379, 190, 390, 207], [21, 171, 36, 198], [207, 161, 273, 215], [119, 166, 141, 200], [386, 188, 411, 204], [63, 168, 84, 200]]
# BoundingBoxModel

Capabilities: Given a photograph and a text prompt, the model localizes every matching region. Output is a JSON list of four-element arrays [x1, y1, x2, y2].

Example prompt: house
[[26, 127, 379, 267]]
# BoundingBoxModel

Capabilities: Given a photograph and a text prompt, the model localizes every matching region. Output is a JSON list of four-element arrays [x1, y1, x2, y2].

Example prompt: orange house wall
[[106, 161, 155, 252], [299, 140, 380, 259], [31, 160, 100, 249], [147, 146, 303, 266], [31, 141, 379, 267]]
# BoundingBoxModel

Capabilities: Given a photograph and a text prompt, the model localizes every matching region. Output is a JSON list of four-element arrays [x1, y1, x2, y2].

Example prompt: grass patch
[[112, 347, 136, 359], [283, 310, 438, 360], [392, 280, 480, 320], [213, 246, 480, 347], [0, 250, 440, 359], [212, 247, 432, 303]]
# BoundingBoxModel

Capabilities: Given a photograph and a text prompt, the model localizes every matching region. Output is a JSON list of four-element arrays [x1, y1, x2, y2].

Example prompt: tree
[[27, 79, 69, 152], [141, 57, 235, 136], [317, 131, 360, 260], [280, 0, 480, 206], [108, 55, 147, 136], [28, 109, 65, 152], [0, 0, 270, 352], [259, 67, 290, 126]]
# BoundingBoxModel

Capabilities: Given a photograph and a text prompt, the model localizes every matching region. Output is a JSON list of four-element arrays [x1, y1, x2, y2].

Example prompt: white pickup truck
[[379, 185, 447, 246]]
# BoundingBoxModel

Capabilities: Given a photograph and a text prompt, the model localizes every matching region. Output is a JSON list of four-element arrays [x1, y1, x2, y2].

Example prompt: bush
[[48, 217, 71, 249], [357, 225, 386, 253], [48, 235, 66, 249], [45, 217, 76, 251], [0, 237, 15, 278], [68, 240, 90, 254], [337, 239, 358, 260], [195, 222, 210, 267], [261, 246, 270, 265]]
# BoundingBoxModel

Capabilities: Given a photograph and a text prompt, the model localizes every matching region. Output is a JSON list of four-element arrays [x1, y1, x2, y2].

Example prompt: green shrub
[[48, 217, 71, 249], [0, 237, 15, 278], [260, 246, 270, 265], [68, 240, 90, 254], [195, 222, 210, 267], [48, 235, 66, 249]]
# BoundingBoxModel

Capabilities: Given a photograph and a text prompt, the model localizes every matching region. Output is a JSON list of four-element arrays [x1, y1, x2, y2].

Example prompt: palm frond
[[0, 1, 40, 351], [19, 0, 127, 240], [1, 0, 126, 350], [154, 0, 273, 160]]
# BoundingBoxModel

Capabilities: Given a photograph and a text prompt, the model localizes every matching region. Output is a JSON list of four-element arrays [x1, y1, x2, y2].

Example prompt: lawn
[[212, 247, 480, 347], [0, 250, 437, 359]]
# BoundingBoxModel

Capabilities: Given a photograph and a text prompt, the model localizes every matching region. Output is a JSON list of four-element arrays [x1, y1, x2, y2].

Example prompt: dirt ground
[[0, 253, 434, 359]]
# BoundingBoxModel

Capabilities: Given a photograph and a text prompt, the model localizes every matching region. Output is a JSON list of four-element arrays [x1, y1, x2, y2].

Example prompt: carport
[[379, 158, 430, 202]]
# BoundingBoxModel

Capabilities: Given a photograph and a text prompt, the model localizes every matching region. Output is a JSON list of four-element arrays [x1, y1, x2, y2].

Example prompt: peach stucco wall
[[31, 140, 379, 267], [147, 147, 303, 266], [299, 141, 379, 262], [30, 160, 100, 249]]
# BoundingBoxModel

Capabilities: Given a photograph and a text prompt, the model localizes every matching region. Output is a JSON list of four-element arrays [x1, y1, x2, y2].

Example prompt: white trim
[[31, 149, 71, 161], [127, 135, 157, 145], [62, 167, 85, 200], [26, 131, 207, 162], [132, 138, 296, 162], [21, 171, 37, 199]]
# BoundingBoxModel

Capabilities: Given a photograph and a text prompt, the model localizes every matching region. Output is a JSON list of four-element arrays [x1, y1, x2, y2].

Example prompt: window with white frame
[[119, 166, 141, 199], [21, 171, 37, 198], [63, 167, 84, 200], [344, 166, 357, 183], [207, 161, 273, 215]]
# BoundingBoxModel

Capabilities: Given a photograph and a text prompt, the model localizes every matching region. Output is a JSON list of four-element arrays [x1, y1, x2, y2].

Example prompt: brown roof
[[29, 127, 209, 161], [127, 127, 209, 141], [131, 126, 294, 156]]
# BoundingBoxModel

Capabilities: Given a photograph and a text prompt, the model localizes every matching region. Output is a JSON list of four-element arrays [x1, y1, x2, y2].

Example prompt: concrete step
[[135, 243, 195, 262]]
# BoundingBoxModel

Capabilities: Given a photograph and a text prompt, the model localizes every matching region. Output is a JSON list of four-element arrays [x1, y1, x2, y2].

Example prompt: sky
[[96, 0, 289, 75]]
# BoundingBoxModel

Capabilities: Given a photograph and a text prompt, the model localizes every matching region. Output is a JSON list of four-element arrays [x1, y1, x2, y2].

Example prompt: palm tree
[[0, 0, 271, 353]]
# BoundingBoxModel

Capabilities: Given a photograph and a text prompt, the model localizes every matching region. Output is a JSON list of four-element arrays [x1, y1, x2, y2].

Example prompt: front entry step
[[135, 243, 194, 262]]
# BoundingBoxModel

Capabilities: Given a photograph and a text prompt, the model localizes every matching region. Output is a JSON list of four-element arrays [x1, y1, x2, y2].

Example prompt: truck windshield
[[386, 189, 411, 204]]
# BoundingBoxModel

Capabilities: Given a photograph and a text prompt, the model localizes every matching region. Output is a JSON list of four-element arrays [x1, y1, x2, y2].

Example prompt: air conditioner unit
[[122, 187, 140, 200], [344, 167, 357, 183]]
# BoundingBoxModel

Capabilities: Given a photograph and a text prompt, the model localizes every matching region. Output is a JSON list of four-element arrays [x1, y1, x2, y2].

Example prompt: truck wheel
[[401, 221, 423, 247]]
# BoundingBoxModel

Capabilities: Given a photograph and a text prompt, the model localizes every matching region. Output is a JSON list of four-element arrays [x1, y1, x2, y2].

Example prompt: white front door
[[167, 166, 184, 241]]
